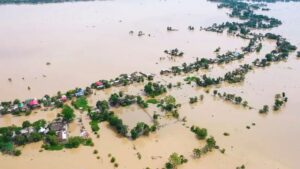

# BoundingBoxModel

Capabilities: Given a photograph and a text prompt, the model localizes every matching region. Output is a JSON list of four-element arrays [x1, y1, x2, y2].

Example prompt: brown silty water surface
[[0, 0, 300, 169]]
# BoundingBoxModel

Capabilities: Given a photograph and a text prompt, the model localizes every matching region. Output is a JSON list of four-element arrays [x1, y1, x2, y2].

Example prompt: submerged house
[[49, 120, 68, 141], [27, 98, 40, 109], [60, 95, 67, 102], [80, 129, 89, 138], [75, 89, 85, 97], [38, 127, 49, 134], [20, 127, 34, 135], [95, 81, 104, 89]]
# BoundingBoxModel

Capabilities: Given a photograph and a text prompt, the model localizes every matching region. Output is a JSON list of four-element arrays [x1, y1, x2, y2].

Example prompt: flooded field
[[0, 0, 300, 169]]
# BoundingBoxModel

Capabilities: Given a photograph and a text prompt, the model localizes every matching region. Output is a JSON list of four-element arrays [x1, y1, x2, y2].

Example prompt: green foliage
[[72, 97, 89, 110], [22, 121, 31, 128], [137, 96, 148, 108], [90, 120, 100, 132], [130, 122, 151, 140], [196, 75, 222, 87], [64, 137, 93, 148], [259, 105, 269, 114], [193, 137, 217, 159], [144, 82, 166, 97], [189, 97, 198, 104], [273, 92, 288, 111], [64, 137, 82, 148], [61, 105, 75, 122], [146, 98, 159, 104], [32, 119, 46, 131], [96, 100, 109, 112], [191, 126, 207, 140], [109, 93, 136, 107], [165, 153, 188, 169]]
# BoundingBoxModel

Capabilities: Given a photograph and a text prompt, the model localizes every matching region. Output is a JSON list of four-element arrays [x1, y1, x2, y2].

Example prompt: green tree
[[61, 105, 75, 122], [22, 121, 31, 128]]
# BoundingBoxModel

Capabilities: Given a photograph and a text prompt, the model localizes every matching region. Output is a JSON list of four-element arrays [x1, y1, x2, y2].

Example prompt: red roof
[[61, 95, 67, 102], [29, 99, 39, 106], [95, 81, 103, 86]]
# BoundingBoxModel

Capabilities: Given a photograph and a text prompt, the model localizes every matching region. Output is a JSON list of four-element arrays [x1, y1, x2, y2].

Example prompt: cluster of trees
[[0, 72, 149, 117], [0, 118, 93, 155], [102, 112, 128, 136], [273, 92, 288, 111], [43, 132, 93, 150], [136, 96, 148, 108], [213, 0, 282, 32], [259, 105, 269, 114], [157, 96, 180, 118], [213, 90, 249, 108], [258, 105, 269, 114], [91, 100, 155, 139], [144, 82, 167, 97], [60, 105, 75, 122], [196, 75, 222, 87], [0, 119, 47, 156], [109, 92, 136, 107], [130, 122, 156, 140], [184, 64, 254, 89], [189, 97, 198, 104], [72, 96, 90, 111], [224, 64, 252, 84], [191, 126, 207, 140], [108, 92, 149, 109], [64, 136, 93, 149], [89, 120, 100, 132], [193, 137, 217, 158], [216, 51, 244, 64], [236, 165, 246, 169], [89, 102, 128, 136], [258, 92, 288, 113], [164, 48, 184, 57], [165, 153, 188, 169], [254, 33, 297, 67]]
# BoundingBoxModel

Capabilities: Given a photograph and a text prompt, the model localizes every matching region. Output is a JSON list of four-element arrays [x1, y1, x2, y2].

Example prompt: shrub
[[90, 120, 100, 132], [61, 105, 75, 122], [191, 126, 207, 140]]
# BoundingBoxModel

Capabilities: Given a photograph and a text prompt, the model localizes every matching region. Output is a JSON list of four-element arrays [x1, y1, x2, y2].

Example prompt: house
[[27, 98, 40, 109], [58, 130, 68, 140], [80, 130, 89, 138], [49, 120, 68, 141], [231, 51, 240, 57], [38, 127, 49, 134], [60, 95, 67, 102], [49, 121, 68, 141], [95, 81, 104, 89], [20, 127, 34, 135], [75, 89, 84, 97], [49, 121, 66, 132]]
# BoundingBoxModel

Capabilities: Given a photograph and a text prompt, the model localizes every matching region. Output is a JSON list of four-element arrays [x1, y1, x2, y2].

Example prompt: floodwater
[[1, 0, 300, 169], [0, 0, 244, 101]]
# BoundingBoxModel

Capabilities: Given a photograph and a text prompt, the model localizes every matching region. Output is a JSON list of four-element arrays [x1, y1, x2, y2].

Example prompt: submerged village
[[1, 0, 300, 169]]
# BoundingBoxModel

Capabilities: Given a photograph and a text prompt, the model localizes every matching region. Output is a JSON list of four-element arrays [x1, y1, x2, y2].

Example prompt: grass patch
[[146, 98, 159, 104], [72, 97, 89, 110]]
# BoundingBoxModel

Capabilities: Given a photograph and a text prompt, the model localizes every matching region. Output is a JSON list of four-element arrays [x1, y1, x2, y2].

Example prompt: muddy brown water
[[0, 0, 300, 169]]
